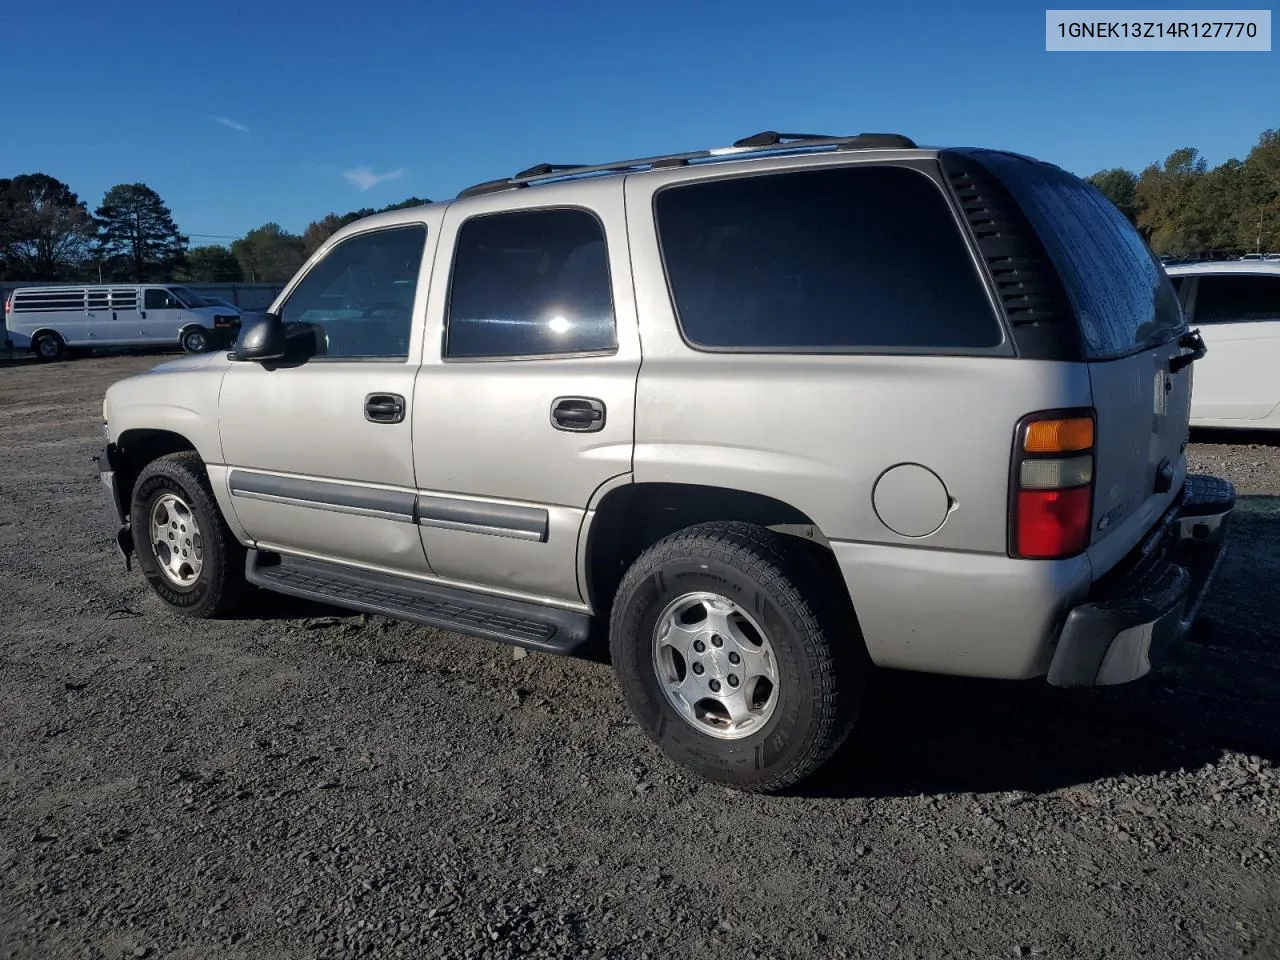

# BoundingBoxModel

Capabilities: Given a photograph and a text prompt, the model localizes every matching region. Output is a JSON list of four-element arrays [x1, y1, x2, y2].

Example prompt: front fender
[[102, 355, 229, 464]]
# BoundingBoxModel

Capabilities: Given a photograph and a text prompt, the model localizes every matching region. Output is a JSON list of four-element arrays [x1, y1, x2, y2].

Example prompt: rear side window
[[446, 208, 616, 359], [972, 152, 1184, 360], [654, 165, 1002, 352], [110, 289, 138, 310], [1193, 275, 1280, 324], [14, 289, 85, 312]]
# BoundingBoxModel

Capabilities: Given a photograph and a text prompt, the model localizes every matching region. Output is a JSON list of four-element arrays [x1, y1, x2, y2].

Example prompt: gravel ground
[[1, 353, 1278, 960]]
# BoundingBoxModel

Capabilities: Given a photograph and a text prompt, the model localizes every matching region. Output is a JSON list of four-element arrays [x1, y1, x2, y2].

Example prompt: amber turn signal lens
[[1023, 417, 1094, 454]]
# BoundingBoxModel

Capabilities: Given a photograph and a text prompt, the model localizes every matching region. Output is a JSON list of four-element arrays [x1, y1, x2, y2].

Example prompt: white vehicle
[[1166, 261, 1280, 429], [3, 284, 241, 361]]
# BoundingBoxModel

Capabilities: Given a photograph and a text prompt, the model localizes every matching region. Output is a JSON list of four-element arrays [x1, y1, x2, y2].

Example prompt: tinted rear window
[[654, 165, 1003, 352], [974, 152, 1184, 360]]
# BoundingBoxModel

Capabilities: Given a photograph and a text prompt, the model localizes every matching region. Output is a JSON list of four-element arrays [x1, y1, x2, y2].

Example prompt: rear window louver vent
[[939, 150, 1084, 362]]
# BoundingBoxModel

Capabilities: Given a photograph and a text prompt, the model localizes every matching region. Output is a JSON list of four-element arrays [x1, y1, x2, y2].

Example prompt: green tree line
[[1086, 128, 1278, 257], [0, 175, 429, 285]]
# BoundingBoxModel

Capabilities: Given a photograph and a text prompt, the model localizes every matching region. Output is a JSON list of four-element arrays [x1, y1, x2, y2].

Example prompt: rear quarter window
[[654, 165, 1004, 353], [970, 151, 1185, 360]]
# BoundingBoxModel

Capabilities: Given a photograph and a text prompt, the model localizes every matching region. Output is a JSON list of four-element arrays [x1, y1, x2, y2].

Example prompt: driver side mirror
[[232, 312, 288, 362], [232, 313, 325, 366]]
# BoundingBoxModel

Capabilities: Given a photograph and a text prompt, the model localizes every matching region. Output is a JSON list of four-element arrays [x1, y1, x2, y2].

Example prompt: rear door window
[[654, 165, 1003, 353], [1192, 274, 1280, 324], [445, 208, 616, 359], [968, 151, 1185, 360]]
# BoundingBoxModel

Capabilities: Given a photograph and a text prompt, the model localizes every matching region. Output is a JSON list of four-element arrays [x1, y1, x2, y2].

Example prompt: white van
[[3, 284, 241, 361]]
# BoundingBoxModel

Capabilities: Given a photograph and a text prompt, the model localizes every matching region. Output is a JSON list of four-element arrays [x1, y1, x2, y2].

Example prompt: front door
[[1188, 272, 1280, 422], [218, 220, 437, 576], [411, 182, 641, 606], [142, 287, 184, 342]]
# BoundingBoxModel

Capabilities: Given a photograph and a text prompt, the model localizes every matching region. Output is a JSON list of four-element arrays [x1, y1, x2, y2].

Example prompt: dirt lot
[[1, 353, 1278, 960]]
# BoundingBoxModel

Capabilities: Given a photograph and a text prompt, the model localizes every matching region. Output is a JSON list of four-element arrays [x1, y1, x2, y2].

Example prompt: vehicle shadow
[[238, 590, 355, 622], [1192, 426, 1280, 448], [804, 494, 1280, 799]]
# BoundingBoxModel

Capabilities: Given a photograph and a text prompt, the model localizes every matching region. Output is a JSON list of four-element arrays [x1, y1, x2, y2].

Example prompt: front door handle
[[364, 393, 406, 424], [551, 396, 606, 433]]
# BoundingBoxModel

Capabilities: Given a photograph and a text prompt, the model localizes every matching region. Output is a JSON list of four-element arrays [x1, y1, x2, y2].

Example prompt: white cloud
[[343, 166, 406, 191], [213, 116, 250, 134]]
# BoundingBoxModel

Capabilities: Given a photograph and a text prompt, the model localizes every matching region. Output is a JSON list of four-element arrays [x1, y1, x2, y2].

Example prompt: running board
[[245, 550, 590, 655]]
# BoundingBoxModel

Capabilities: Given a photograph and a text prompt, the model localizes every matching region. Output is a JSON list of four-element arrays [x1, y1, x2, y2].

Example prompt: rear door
[[85, 289, 112, 341], [1183, 272, 1280, 423], [957, 151, 1191, 568], [107, 287, 142, 343], [410, 180, 640, 607]]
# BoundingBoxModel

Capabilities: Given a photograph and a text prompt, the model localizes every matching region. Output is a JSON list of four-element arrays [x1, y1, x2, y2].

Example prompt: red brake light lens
[[1015, 487, 1092, 558]]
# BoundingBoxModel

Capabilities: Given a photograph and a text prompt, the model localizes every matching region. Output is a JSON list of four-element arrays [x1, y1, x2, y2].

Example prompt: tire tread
[[609, 521, 860, 793], [131, 451, 246, 619]]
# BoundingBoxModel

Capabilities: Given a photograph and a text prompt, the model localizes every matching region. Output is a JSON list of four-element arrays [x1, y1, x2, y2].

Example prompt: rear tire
[[181, 327, 210, 353], [130, 451, 246, 619], [609, 521, 864, 793], [32, 332, 66, 362]]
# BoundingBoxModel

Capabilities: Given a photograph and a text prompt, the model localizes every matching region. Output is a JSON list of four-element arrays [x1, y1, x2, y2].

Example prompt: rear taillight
[[1010, 410, 1095, 559], [3, 293, 11, 317]]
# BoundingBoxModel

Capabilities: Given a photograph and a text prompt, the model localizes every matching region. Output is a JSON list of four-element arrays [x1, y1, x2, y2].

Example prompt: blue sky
[[3, 0, 1275, 243]]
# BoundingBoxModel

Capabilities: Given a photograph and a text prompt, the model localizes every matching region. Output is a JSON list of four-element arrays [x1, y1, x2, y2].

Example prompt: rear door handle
[[551, 396, 606, 433], [364, 393, 406, 424]]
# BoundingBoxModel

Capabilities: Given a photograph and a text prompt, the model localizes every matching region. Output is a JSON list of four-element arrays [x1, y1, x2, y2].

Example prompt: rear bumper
[[1046, 474, 1235, 687]]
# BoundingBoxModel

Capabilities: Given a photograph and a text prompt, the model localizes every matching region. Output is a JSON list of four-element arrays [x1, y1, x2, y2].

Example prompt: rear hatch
[[940, 149, 1194, 575]]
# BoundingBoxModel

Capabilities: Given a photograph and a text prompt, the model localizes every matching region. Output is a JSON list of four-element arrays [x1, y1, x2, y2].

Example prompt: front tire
[[609, 521, 864, 793], [181, 327, 210, 353], [130, 451, 246, 618]]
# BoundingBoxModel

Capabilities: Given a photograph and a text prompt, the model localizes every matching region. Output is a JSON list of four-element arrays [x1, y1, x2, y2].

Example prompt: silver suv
[[99, 131, 1236, 792]]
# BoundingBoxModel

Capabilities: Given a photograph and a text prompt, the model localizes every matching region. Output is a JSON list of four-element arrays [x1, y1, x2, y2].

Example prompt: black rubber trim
[[245, 550, 588, 654], [228, 470, 415, 522], [99, 444, 125, 520], [97, 443, 133, 566], [1177, 473, 1236, 518], [938, 149, 1085, 362], [415, 494, 549, 542]]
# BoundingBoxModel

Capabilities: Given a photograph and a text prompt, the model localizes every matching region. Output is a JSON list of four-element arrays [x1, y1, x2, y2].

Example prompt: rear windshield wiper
[[1169, 329, 1207, 374]]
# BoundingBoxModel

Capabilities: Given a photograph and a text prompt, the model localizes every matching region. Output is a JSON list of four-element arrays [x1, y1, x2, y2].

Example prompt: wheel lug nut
[[693, 640, 705, 653], [711, 636, 723, 648], [727, 675, 739, 687], [692, 663, 704, 676], [709, 679, 721, 693], [728, 652, 741, 664]]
